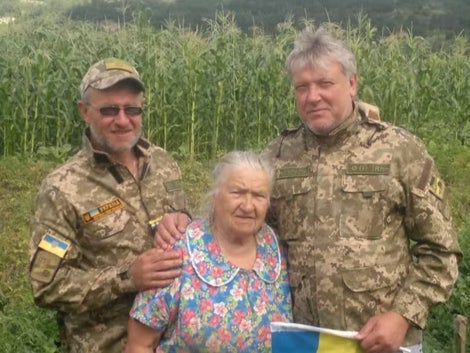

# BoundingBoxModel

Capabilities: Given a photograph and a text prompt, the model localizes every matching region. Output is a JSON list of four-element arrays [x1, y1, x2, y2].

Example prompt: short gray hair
[[285, 26, 357, 79], [204, 151, 274, 221]]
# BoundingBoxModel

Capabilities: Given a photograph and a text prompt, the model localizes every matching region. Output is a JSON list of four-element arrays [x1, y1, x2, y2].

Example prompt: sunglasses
[[88, 104, 143, 117]]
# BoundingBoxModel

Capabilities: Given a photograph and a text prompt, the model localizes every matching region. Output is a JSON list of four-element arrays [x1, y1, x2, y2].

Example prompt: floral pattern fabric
[[130, 219, 292, 352]]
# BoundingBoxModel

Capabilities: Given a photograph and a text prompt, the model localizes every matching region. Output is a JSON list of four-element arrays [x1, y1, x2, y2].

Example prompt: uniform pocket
[[83, 207, 131, 240], [271, 178, 312, 240], [340, 175, 388, 239], [342, 263, 406, 329]]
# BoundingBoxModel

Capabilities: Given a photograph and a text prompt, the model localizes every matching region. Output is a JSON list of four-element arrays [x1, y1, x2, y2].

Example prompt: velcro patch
[[164, 179, 183, 192], [82, 198, 124, 224], [276, 167, 309, 179], [417, 158, 433, 190], [104, 58, 135, 73], [429, 175, 446, 200], [346, 164, 390, 175], [30, 249, 62, 283], [38, 233, 70, 258]]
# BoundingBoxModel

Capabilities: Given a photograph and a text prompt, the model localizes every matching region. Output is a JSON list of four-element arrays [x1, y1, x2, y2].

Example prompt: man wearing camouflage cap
[[156, 27, 462, 353], [29, 58, 187, 352]]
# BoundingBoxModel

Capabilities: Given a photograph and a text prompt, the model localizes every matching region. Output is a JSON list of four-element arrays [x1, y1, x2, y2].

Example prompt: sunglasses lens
[[99, 107, 120, 116], [96, 106, 143, 117], [124, 107, 143, 116]]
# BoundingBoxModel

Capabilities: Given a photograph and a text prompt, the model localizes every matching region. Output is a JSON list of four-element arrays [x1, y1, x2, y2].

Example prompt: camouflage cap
[[80, 58, 144, 96]]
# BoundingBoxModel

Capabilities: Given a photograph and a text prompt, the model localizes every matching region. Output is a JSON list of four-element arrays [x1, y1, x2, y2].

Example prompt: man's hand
[[154, 212, 191, 249], [129, 248, 182, 290], [356, 311, 409, 353]]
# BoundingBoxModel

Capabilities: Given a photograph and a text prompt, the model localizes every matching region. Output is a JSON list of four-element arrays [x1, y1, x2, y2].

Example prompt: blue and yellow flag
[[271, 322, 364, 353]]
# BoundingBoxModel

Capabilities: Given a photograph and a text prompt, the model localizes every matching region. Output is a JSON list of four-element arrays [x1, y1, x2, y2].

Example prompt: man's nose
[[114, 109, 131, 124], [306, 85, 321, 102]]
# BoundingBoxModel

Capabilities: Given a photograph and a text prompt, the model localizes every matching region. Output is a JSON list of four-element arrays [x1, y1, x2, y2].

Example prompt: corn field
[[1, 11, 470, 353], [0, 12, 469, 161]]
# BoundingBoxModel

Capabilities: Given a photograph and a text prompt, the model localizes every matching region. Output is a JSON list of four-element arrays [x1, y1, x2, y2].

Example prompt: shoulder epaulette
[[276, 125, 303, 158], [358, 106, 388, 132], [357, 101, 381, 121]]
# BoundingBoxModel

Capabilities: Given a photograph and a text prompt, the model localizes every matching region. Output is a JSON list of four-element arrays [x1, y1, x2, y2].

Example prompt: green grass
[[0, 10, 469, 352], [1, 153, 469, 352], [0, 158, 59, 352], [0, 157, 214, 352]]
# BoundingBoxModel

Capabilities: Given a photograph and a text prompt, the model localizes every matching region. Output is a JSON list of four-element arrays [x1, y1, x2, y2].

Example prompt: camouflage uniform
[[29, 131, 186, 353], [262, 103, 461, 346]]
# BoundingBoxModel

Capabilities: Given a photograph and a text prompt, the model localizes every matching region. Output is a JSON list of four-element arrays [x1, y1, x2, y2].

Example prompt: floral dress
[[130, 218, 292, 352]]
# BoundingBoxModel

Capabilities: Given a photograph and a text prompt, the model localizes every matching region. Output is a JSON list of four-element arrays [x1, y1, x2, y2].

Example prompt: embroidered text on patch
[[82, 198, 124, 224], [346, 164, 391, 175], [276, 167, 309, 179]]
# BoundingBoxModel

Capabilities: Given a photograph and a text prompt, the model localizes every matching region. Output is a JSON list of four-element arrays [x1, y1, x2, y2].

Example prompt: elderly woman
[[125, 151, 292, 352]]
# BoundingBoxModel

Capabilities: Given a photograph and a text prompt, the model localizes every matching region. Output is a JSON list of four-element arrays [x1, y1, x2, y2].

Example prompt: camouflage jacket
[[262, 103, 461, 346], [29, 131, 186, 353]]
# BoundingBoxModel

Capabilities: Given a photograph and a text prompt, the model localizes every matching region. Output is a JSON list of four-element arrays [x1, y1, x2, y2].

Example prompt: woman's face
[[212, 167, 270, 239]]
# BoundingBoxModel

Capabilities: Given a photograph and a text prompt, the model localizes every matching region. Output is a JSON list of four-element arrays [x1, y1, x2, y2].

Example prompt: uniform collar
[[185, 219, 282, 287]]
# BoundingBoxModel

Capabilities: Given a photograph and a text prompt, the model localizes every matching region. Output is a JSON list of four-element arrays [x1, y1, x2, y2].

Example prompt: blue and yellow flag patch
[[38, 233, 70, 258]]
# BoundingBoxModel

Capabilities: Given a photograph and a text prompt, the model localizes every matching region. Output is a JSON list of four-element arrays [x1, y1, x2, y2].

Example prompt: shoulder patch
[[38, 233, 70, 258], [31, 233, 71, 284], [416, 158, 447, 201], [429, 175, 446, 200]]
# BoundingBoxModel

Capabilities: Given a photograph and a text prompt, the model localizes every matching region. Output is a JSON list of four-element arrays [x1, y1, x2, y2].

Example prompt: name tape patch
[[82, 198, 124, 224], [276, 167, 309, 179], [346, 164, 391, 175]]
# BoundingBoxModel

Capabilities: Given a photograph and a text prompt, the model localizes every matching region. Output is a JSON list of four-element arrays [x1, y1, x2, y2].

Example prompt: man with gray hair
[[156, 27, 461, 353], [29, 58, 187, 352], [261, 26, 461, 353]]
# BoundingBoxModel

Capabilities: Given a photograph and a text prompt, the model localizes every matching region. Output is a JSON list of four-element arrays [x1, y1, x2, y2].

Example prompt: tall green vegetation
[[1, 13, 469, 160], [0, 11, 469, 353]]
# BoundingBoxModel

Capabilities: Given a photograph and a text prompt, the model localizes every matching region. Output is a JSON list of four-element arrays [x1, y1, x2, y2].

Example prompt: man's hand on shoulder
[[356, 311, 409, 353], [154, 212, 191, 249], [130, 248, 182, 290]]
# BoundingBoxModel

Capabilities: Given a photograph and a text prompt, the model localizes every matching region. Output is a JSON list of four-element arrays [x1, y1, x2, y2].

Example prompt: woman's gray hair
[[203, 151, 274, 222], [285, 26, 357, 79]]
